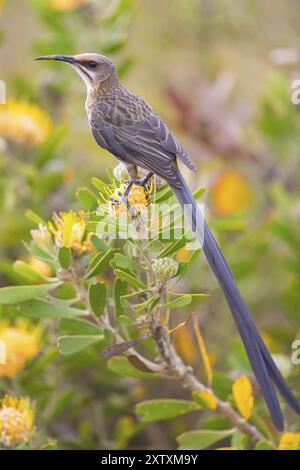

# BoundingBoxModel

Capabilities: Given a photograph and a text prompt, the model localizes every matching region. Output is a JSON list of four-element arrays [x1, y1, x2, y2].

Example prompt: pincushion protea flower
[[48, 211, 93, 254], [152, 257, 178, 282], [0, 99, 51, 146], [110, 183, 151, 218], [0, 320, 42, 378], [0, 396, 34, 448]]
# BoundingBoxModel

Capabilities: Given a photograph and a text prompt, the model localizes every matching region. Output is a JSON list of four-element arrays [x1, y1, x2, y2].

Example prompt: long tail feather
[[171, 172, 300, 430]]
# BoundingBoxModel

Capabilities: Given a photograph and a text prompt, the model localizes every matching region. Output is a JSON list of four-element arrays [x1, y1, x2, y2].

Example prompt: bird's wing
[[90, 97, 195, 187]]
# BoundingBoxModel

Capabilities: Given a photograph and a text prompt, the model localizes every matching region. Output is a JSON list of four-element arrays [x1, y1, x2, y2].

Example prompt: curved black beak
[[34, 55, 75, 64]]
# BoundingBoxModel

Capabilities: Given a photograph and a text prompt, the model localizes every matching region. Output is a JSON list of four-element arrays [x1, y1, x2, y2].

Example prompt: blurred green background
[[0, 0, 299, 450]]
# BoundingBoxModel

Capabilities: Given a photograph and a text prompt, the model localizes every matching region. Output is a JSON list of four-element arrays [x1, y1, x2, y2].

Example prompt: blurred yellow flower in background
[[278, 432, 300, 450], [210, 170, 254, 215], [48, 211, 93, 254], [0, 99, 52, 146], [51, 0, 89, 12], [0, 320, 42, 378], [0, 395, 34, 447]]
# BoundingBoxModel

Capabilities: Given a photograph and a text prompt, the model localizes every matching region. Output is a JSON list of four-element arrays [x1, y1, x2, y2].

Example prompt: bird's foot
[[110, 175, 152, 217], [126, 172, 153, 189], [110, 181, 136, 216]]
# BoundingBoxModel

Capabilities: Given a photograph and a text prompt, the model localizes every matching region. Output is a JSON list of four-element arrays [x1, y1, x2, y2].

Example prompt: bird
[[35, 53, 300, 431]]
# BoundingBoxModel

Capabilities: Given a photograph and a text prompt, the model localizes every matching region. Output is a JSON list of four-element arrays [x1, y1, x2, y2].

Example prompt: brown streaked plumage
[[35, 53, 300, 431]]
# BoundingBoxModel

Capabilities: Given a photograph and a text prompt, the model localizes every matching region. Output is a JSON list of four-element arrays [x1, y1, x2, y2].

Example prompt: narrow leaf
[[113, 279, 128, 316], [177, 429, 234, 450], [107, 356, 156, 379], [85, 248, 116, 279], [114, 269, 146, 290], [19, 298, 87, 319], [88, 282, 106, 316], [13, 260, 48, 283], [76, 187, 99, 210], [232, 375, 254, 421], [25, 209, 46, 226], [58, 247, 71, 270], [57, 335, 105, 355], [0, 282, 61, 305], [59, 318, 102, 335], [136, 399, 200, 422], [162, 295, 192, 309]]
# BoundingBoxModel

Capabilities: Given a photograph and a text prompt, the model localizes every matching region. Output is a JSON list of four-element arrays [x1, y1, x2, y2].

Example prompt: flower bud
[[152, 257, 178, 282], [113, 163, 129, 182]]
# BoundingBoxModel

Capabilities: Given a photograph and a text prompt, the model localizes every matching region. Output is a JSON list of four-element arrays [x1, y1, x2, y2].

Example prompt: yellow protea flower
[[232, 374, 254, 421], [278, 432, 300, 450], [0, 320, 42, 378], [51, 0, 89, 11], [0, 99, 51, 146], [48, 211, 93, 254], [210, 170, 253, 216], [0, 395, 34, 447], [110, 183, 151, 218]]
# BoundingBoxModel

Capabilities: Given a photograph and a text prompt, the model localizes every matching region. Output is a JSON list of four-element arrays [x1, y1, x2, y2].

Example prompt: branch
[[150, 312, 269, 446], [61, 260, 269, 446], [60, 263, 162, 373]]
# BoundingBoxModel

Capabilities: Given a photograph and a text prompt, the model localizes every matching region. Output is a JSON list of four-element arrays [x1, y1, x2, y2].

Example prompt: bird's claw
[[110, 190, 136, 217]]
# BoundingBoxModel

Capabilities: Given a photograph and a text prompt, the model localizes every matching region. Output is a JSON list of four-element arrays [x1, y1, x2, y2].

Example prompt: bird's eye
[[87, 61, 97, 69]]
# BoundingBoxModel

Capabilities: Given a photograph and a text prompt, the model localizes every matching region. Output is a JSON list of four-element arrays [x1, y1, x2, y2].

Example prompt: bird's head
[[35, 53, 117, 90]]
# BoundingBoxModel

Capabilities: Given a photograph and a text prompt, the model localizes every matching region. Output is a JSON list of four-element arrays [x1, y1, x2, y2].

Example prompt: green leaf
[[159, 235, 187, 258], [117, 315, 136, 326], [113, 279, 128, 316], [254, 440, 273, 450], [58, 247, 71, 270], [76, 187, 99, 210], [13, 260, 48, 283], [177, 429, 234, 450], [107, 356, 155, 379], [0, 282, 61, 305], [85, 248, 116, 279], [25, 209, 46, 226], [57, 335, 105, 355], [111, 253, 139, 271], [91, 177, 108, 193], [19, 298, 87, 319], [134, 295, 160, 314], [193, 186, 206, 200], [136, 399, 200, 422], [211, 371, 233, 400], [231, 431, 249, 450], [162, 295, 192, 310], [59, 318, 102, 335], [114, 269, 146, 290], [91, 235, 107, 252], [27, 243, 56, 263], [155, 186, 173, 203], [88, 282, 106, 317]]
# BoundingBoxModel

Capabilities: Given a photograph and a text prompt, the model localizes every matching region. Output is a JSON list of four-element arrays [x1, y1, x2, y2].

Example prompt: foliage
[[0, 0, 299, 451]]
